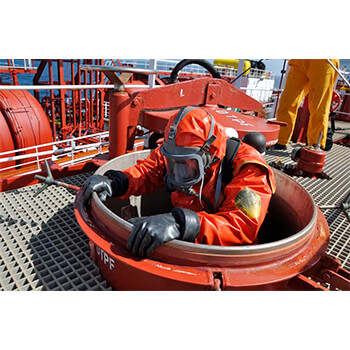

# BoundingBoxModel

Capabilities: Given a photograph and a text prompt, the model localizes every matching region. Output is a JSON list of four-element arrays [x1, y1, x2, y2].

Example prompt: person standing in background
[[275, 59, 339, 150]]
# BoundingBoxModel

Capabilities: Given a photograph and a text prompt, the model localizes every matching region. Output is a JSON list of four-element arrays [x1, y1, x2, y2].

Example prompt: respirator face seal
[[161, 107, 217, 189]]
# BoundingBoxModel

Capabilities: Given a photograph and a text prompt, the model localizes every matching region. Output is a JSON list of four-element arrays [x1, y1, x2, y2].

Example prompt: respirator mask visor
[[162, 146, 205, 188]]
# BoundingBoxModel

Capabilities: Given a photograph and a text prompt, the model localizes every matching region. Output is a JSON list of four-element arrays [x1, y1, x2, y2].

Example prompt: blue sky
[[264, 60, 285, 75]]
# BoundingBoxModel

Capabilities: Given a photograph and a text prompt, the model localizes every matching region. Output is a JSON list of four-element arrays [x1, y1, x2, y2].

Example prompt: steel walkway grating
[[0, 172, 111, 291], [265, 143, 350, 271], [1, 144, 349, 290]]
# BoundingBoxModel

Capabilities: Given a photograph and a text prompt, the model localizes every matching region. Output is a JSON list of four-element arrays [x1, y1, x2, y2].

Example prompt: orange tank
[[0, 109, 16, 170], [0, 89, 52, 165]]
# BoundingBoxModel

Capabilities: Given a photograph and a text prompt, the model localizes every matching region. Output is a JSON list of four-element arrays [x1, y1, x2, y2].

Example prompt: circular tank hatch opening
[[98, 151, 316, 248], [76, 150, 328, 290], [104, 183, 310, 245]]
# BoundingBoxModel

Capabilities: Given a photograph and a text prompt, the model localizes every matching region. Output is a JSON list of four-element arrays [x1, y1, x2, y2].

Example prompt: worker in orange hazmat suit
[[82, 107, 276, 257], [275, 59, 339, 150]]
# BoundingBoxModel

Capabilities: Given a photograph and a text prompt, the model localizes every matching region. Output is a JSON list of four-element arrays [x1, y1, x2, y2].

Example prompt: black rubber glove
[[127, 207, 200, 257], [82, 170, 129, 206]]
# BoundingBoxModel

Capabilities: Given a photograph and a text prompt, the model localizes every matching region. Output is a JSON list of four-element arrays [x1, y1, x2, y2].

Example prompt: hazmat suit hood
[[163, 107, 228, 164], [161, 107, 229, 210]]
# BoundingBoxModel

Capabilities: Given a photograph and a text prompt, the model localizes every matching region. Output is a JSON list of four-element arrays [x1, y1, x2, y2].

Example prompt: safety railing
[[214, 66, 275, 80], [0, 59, 35, 70], [116, 59, 210, 75], [241, 86, 275, 104], [116, 59, 276, 80], [0, 132, 110, 175]]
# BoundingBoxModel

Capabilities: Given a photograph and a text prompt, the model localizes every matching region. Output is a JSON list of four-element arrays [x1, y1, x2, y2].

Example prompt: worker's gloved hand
[[82, 175, 113, 205], [127, 207, 200, 258], [82, 170, 129, 206]]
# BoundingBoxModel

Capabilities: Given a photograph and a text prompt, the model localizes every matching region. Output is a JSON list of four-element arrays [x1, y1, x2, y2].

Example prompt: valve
[[330, 90, 341, 112], [33, 160, 80, 197], [319, 190, 350, 223]]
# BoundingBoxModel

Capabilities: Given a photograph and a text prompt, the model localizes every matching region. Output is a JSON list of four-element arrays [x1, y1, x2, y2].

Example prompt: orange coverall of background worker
[[276, 59, 339, 149]]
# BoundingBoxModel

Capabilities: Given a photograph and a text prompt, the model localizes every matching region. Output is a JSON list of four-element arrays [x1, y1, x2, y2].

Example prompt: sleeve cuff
[[171, 207, 200, 242]]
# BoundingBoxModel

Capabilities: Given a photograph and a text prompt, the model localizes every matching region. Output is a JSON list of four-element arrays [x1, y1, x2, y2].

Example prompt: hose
[[168, 59, 221, 84]]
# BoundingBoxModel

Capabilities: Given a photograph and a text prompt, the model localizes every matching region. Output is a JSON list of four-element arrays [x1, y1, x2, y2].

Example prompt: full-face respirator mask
[[161, 107, 217, 195]]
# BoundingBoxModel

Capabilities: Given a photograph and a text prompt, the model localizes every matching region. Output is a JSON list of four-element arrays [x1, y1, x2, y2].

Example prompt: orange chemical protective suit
[[277, 59, 339, 149], [119, 108, 276, 246]]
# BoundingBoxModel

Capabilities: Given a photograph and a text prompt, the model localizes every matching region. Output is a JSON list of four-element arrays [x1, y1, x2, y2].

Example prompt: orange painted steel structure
[[297, 147, 327, 174], [0, 59, 110, 176], [108, 77, 281, 159], [0, 109, 15, 170], [0, 89, 52, 167], [0, 59, 36, 85], [74, 151, 337, 291], [0, 60, 157, 191], [30, 59, 160, 143], [0, 61, 346, 290], [73, 74, 350, 290], [32, 59, 107, 142]]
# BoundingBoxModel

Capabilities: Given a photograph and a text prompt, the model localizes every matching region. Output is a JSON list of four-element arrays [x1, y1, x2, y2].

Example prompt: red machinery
[[0, 89, 52, 169], [79, 63, 283, 159], [32, 59, 108, 141], [75, 150, 350, 291], [293, 146, 326, 175], [108, 77, 281, 158], [0, 108, 15, 170], [73, 66, 349, 290], [0, 60, 162, 190]]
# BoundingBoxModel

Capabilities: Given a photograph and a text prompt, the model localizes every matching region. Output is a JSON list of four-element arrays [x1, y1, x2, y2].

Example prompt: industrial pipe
[[0, 84, 152, 91]]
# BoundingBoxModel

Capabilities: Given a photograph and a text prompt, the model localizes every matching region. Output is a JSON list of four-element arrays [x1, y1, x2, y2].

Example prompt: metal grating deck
[[0, 172, 111, 291], [0, 144, 349, 291], [265, 143, 350, 271]]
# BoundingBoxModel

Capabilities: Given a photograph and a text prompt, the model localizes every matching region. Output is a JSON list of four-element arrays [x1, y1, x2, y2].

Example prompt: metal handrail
[[0, 84, 151, 91], [0, 132, 109, 174], [0, 131, 109, 157], [0, 59, 35, 70]]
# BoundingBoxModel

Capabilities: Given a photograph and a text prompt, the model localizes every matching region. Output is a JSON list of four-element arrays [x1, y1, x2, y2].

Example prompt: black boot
[[274, 143, 287, 150], [323, 128, 334, 151]]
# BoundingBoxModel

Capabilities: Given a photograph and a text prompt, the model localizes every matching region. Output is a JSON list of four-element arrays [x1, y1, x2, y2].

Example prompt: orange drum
[[0, 89, 52, 165], [0, 109, 15, 170]]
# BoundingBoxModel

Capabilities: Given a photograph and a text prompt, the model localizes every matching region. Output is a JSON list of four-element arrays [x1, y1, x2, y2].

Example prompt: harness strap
[[222, 137, 241, 185], [213, 137, 241, 211]]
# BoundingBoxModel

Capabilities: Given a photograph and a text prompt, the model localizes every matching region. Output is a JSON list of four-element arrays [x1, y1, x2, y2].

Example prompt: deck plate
[[1, 144, 349, 291]]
